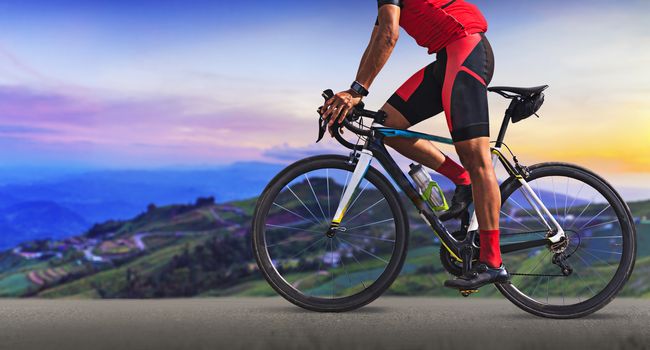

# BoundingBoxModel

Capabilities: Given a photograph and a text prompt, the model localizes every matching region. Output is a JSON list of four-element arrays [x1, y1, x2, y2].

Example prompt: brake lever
[[316, 90, 335, 143], [316, 108, 327, 143], [316, 89, 363, 143]]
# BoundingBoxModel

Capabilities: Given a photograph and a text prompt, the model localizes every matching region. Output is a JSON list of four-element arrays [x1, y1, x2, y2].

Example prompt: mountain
[[0, 201, 89, 250], [0, 162, 285, 248]]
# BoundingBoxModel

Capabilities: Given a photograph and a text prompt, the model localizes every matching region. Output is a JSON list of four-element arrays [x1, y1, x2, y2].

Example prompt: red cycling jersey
[[378, 0, 488, 54]]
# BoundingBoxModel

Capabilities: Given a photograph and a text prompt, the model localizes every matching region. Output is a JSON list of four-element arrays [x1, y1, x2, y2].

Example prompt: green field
[[0, 192, 648, 299]]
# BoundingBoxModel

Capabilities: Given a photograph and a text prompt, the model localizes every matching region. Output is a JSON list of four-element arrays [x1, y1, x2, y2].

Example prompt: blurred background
[[0, 0, 648, 298]]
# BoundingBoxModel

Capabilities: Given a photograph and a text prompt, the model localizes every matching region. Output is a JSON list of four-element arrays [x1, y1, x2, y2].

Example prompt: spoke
[[513, 250, 550, 285], [312, 239, 330, 296], [567, 195, 596, 229], [338, 231, 396, 243], [338, 237, 389, 264], [346, 218, 395, 231], [506, 194, 545, 228], [345, 180, 371, 220], [342, 198, 386, 225], [577, 205, 612, 231], [289, 237, 326, 260], [287, 185, 323, 225], [339, 237, 368, 289], [579, 247, 618, 268], [579, 235, 622, 240], [266, 235, 321, 248], [519, 251, 551, 300], [581, 219, 619, 231], [531, 274, 544, 299], [500, 209, 534, 231], [572, 268, 597, 297], [583, 248, 622, 256], [563, 178, 570, 226], [336, 238, 353, 290], [529, 250, 551, 275], [330, 238, 335, 298], [272, 202, 317, 225], [564, 182, 585, 227], [552, 177, 560, 221], [304, 174, 328, 222], [573, 251, 608, 285], [266, 224, 323, 234]]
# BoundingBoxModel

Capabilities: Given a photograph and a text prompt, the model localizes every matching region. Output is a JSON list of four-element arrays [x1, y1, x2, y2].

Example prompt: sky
[[0, 0, 648, 197]]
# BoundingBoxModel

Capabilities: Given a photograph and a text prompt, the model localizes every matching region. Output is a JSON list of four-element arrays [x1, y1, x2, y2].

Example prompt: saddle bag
[[510, 93, 545, 123]]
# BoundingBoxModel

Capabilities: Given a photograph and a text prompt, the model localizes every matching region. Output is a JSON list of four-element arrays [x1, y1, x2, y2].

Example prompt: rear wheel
[[252, 155, 409, 312], [497, 163, 636, 318]]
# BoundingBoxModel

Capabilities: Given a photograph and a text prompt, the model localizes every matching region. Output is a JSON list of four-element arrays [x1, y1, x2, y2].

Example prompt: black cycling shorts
[[387, 33, 495, 142]]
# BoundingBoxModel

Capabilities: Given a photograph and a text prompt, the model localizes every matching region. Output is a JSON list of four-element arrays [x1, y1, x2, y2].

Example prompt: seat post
[[495, 99, 517, 148]]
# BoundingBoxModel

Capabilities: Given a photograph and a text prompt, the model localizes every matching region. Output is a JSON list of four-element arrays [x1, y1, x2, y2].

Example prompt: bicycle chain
[[509, 272, 566, 277]]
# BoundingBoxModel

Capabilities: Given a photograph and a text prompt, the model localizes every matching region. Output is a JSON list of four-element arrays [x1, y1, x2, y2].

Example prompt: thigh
[[443, 33, 495, 143], [386, 59, 445, 126]]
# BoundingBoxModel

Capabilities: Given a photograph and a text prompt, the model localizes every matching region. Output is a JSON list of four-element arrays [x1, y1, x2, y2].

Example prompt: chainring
[[439, 231, 479, 277]]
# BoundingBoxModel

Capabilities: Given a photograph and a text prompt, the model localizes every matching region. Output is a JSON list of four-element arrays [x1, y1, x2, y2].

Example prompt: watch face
[[352, 81, 368, 96]]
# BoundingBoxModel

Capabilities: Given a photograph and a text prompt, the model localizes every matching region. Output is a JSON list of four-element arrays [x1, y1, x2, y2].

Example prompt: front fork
[[466, 148, 566, 242], [329, 149, 374, 229]]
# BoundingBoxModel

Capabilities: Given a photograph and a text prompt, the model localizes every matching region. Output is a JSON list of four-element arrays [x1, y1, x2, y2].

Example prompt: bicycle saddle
[[488, 85, 548, 97]]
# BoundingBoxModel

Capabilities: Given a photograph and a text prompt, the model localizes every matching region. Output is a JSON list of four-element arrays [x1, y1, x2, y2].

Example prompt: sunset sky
[[0, 0, 648, 197]]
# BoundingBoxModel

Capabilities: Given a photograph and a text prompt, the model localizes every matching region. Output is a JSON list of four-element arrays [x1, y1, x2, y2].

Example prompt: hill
[[0, 201, 89, 250], [0, 162, 284, 249], [0, 188, 648, 299]]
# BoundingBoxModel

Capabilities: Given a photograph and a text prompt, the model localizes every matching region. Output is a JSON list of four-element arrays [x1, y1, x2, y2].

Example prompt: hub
[[326, 225, 347, 238]]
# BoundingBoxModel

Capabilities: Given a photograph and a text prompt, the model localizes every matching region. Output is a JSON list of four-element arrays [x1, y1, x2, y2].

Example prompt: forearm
[[354, 25, 398, 90], [357, 28, 378, 76]]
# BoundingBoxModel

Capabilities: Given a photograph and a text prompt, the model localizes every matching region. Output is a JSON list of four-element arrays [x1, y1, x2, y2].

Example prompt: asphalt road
[[0, 297, 649, 350]]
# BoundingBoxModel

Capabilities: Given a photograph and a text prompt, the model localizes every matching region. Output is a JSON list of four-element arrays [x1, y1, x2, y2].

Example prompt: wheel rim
[[499, 169, 631, 309], [260, 165, 400, 300]]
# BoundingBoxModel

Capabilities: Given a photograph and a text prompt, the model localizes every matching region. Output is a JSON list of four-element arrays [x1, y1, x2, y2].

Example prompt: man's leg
[[381, 104, 472, 191], [454, 136, 501, 268], [381, 103, 446, 169]]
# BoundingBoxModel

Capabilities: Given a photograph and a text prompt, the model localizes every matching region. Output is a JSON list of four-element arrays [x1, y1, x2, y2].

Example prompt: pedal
[[460, 289, 479, 297]]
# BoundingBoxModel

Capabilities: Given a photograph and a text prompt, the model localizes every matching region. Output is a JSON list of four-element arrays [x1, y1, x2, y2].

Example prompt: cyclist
[[321, 0, 508, 290]]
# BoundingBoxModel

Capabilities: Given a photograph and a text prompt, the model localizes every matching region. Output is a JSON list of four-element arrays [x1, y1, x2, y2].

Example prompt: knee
[[457, 149, 492, 176], [381, 103, 411, 148]]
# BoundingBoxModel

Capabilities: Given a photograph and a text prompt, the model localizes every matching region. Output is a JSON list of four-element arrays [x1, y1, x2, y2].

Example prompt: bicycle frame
[[329, 124, 566, 263]]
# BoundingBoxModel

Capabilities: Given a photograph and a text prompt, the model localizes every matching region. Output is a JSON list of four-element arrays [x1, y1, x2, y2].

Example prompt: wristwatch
[[350, 81, 369, 97]]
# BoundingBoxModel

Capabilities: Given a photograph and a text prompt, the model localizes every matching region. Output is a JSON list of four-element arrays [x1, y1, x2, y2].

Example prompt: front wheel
[[497, 163, 636, 318], [252, 155, 409, 312]]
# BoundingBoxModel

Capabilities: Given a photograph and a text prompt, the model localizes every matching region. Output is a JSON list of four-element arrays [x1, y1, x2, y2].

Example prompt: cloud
[[262, 142, 347, 163], [0, 85, 325, 166], [0, 124, 59, 135]]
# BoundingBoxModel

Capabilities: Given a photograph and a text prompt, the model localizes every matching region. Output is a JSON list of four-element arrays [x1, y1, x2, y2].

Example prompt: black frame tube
[[494, 99, 518, 148], [362, 131, 549, 259]]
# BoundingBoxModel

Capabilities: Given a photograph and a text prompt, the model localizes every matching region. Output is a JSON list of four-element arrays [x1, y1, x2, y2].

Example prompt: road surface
[[0, 297, 649, 350]]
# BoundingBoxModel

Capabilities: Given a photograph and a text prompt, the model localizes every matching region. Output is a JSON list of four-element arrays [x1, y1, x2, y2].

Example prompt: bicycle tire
[[252, 154, 409, 312], [496, 162, 636, 318]]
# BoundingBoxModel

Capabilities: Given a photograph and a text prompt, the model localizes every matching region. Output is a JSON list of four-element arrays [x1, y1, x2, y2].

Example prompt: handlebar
[[317, 89, 387, 151]]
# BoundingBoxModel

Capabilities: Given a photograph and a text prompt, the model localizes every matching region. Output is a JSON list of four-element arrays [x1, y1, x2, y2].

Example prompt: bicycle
[[251, 86, 636, 318]]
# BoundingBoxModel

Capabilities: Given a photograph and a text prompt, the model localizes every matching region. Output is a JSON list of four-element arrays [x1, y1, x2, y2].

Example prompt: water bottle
[[408, 163, 449, 212]]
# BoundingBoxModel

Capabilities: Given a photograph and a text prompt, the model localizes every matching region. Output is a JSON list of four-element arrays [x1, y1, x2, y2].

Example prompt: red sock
[[479, 229, 502, 268], [435, 156, 471, 186]]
